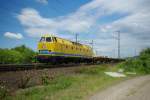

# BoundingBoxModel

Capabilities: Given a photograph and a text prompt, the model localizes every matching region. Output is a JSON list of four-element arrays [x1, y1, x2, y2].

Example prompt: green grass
[[5, 64, 132, 100]]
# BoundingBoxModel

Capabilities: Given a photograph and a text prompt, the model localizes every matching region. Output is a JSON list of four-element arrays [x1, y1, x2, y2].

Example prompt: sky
[[0, 0, 150, 58]]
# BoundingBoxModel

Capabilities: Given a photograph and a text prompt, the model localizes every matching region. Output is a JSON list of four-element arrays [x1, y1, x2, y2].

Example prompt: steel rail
[[0, 63, 93, 72]]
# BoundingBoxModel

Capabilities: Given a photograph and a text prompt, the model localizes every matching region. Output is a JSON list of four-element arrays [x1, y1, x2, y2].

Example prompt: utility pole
[[134, 48, 136, 56], [91, 40, 94, 51], [75, 33, 78, 43], [89, 40, 94, 54], [117, 31, 120, 58], [96, 50, 98, 56]]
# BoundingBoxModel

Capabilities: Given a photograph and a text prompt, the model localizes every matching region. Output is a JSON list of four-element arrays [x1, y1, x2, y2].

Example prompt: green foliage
[[41, 73, 51, 85], [0, 85, 9, 99], [0, 49, 23, 64], [12, 45, 36, 63], [13, 75, 75, 100], [0, 45, 36, 64], [18, 74, 31, 89], [41, 73, 75, 88], [49, 75, 74, 90], [75, 66, 107, 75], [119, 48, 150, 74], [11, 65, 124, 100]]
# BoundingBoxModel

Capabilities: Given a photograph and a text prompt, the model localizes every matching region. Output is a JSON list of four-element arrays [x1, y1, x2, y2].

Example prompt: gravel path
[[89, 75, 150, 100]]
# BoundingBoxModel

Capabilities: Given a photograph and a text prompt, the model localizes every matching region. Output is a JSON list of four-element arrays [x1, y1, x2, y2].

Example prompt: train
[[37, 34, 94, 63]]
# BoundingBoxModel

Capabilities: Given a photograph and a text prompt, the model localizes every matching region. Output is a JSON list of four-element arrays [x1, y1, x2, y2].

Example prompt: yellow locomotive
[[37, 34, 93, 63]]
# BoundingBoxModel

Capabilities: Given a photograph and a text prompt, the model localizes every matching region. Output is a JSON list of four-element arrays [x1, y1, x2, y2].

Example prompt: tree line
[[0, 45, 36, 64]]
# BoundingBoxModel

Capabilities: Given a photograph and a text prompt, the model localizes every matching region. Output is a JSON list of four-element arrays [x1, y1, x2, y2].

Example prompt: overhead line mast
[[117, 31, 120, 58], [75, 33, 78, 43], [91, 40, 94, 51]]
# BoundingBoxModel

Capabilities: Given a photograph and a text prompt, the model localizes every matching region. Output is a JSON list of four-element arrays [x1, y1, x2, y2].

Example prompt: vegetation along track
[[0, 64, 115, 92]]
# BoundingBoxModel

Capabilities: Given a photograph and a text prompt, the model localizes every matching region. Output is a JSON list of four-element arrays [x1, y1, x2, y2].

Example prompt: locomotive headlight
[[42, 44, 46, 49]]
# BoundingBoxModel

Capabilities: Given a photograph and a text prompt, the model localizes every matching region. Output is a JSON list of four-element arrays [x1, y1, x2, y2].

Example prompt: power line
[[134, 48, 137, 56], [74, 33, 94, 52]]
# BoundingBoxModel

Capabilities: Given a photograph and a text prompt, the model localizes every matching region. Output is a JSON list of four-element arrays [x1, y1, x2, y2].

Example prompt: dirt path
[[89, 75, 150, 100]]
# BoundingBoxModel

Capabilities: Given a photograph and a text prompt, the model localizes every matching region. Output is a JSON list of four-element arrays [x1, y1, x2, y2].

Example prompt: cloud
[[17, 4, 101, 37], [36, 0, 48, 5], [17, 0, 150, 57], [99, 12, 150, 40], [4, 32, 23, 40], [17, 0, 150, 38]]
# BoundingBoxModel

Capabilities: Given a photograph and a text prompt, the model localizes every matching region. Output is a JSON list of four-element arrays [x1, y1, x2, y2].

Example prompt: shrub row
[[119, 48, 150, 74], [0, 45, 36, 64]]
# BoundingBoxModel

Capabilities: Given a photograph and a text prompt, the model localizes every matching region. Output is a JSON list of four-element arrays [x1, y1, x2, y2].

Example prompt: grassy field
[[3, 64, 134, 100]]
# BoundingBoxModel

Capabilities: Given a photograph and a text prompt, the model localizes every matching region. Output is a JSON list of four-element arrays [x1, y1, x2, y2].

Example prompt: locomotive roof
[[41, 34, 54, 37], [41, 34, 92, 49]]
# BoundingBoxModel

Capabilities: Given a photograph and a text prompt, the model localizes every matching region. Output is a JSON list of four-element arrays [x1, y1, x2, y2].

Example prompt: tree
[[0, 45, 36, 64], [12, 45, 36, 63], [0, 49, 23, 64]]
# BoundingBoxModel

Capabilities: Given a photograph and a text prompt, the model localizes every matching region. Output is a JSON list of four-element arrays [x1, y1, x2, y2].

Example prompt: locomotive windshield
[[40, 37, 45, 42], [40, 37, 52, 42], [46, 37, 51, 42]]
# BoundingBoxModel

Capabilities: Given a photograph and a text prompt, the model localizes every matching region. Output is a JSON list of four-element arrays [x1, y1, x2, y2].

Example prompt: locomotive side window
[[40, 37, 45, 42], [54, 37, 57, 42], [52, 37, 55, 42], [46, 37, 51, 42]]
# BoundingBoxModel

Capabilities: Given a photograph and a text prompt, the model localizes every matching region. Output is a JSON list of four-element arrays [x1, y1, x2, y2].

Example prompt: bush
[[41, 73, 51, 85], [119, 48, 150, 74], [18, 73, 31, 89], [0, 49, 23, 64], [12, 45, 36, 63], [0, 45, 36, 64], [0, 85, 9, 99]]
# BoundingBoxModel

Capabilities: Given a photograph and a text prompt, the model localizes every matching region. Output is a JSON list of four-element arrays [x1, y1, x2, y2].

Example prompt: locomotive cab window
[[40, 37, 45, 42], [46, 37, 52, 42]]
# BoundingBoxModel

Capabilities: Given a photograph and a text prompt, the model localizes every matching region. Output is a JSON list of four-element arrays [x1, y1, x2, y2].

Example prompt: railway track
[[0, 63, 93, 72], [0, 57, 124, 72]]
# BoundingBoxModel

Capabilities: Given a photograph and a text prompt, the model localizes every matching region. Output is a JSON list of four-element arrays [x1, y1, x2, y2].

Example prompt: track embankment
[[0, 64, 103, 92]]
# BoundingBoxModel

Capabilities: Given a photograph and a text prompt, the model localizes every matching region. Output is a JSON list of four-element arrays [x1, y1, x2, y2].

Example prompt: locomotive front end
[[37, 35, 56, 62]]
